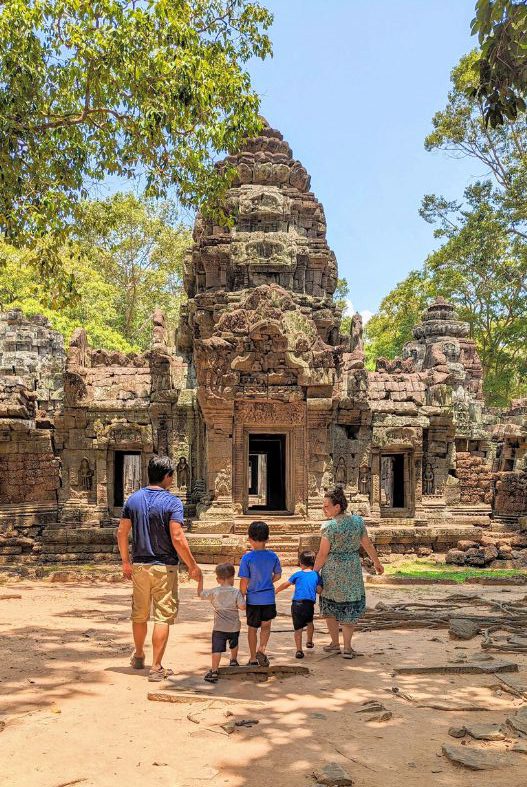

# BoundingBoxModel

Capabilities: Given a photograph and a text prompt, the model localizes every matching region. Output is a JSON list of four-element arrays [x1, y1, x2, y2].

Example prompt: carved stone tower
[[182, 121, 342, 523]]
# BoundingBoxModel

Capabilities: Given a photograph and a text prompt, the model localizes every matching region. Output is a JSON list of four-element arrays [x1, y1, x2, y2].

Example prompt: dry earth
[[0, 569, 526, 787]]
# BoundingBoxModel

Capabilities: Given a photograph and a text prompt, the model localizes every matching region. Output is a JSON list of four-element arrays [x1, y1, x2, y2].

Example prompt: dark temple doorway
[[247, 434, 286, 511], [114, 451, 142, 508], [380, 453, 405, 509]]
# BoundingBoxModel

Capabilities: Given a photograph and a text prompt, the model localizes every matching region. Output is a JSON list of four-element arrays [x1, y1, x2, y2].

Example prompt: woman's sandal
[[147, 667, 174, 682], [255, 651, 270, 667], [247, 660, 259, 667], [295, 650, 305, 659], [342, 650, 356, 659], [322, 643, 341, 653], [204, 670, 219, 683], [130, 653, 145, 669]]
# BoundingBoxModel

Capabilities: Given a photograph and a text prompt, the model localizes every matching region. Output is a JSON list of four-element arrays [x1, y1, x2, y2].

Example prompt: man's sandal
[[255, 651, 270, 667], [130, 654, 145, 669], [147, 667, 174, 682], [204, 670, 219, 683]]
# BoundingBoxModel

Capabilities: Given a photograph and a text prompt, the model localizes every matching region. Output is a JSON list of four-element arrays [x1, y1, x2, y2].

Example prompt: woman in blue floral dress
[[314, 487, 384, 658]]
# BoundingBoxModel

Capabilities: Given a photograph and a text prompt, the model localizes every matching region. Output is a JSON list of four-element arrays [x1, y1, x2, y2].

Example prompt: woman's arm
[[314, 536, 331, 573], [360, 534, 384, 575]]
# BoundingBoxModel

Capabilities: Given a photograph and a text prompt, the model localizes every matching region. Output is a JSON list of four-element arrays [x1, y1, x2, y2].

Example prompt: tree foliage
[[367, 52, 527, 405], [0, 0, 272, 245], [0, 194, 191, 352], [471, 0, 527, 127]]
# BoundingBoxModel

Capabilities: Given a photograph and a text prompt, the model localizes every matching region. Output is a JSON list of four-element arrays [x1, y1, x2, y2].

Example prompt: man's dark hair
[[299, 550, 315, 568], [216, 562, 235, 579], [248, 520, 269, 542], [148, 455, 174, 485]]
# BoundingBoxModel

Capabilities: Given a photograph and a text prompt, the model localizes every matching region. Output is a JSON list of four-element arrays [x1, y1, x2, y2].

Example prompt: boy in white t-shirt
[[198, 563, 246, 683]]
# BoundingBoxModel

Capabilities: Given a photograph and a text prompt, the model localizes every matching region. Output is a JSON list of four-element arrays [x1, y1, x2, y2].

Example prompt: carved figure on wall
[[78, 458, 94, 492], [176, 456, 190, 489], [423, 462, 435, 495], [335, 457, 347, 486], [191, 479, 206, 504], [157, 419, 169, 456], [358, 465, 370, 497], [350, 312, 364, 354], [152, 308, 167, 347], [215, 467, 231, 497]]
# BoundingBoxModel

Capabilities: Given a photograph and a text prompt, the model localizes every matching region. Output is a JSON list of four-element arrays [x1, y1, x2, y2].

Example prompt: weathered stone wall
[[455, 452, 493, 506], [493, 471, 527, 517]]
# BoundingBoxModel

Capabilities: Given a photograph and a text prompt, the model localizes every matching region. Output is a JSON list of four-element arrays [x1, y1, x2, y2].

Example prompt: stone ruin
[[0, 122, 525, 567]]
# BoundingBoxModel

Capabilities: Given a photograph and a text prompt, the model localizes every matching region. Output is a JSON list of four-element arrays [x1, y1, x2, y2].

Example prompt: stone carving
[[157, 420, 169, 456], [176, 456, 190, 489], [358, 465, 371, 497], [335, 457, 347, 486], [423, 462, 435, 495], [380, 456, 394, 507], [152, 309, 167, 347], [191, 479, 206, 504], [214, 468, 231, 498], [350, 313, 364, 354], [78, 458, 94, 492]]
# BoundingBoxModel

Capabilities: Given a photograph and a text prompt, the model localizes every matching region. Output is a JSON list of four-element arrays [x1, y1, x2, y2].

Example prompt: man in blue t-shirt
[[238, 520, 282, 667], [117, 455, 202, 681]]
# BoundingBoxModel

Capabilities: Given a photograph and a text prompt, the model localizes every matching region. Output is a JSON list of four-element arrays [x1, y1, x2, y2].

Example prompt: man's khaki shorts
[[131, 564, 179, 625]]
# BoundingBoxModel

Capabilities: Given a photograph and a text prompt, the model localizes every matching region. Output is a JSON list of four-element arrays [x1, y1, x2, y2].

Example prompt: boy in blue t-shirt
[[276, 551, 322, 659], [238, 520, 282, 667]]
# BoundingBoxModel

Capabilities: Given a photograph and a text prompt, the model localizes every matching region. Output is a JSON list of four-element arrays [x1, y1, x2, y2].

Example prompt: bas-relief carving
[[237, 400, 305, 425], [176, 456, 190, 490], [334, 456, 347, 486], [358, 465, 371, 497], [78, 458, 94, 492], [423, 462, 435, 495]]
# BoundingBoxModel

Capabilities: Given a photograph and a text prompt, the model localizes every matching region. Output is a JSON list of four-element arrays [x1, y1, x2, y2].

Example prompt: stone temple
[[0, 122, 526, 567]]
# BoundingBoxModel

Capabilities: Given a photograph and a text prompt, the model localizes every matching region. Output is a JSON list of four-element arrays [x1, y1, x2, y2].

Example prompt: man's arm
[[169, 520, 202, 582], [117, 518, 133, 579]]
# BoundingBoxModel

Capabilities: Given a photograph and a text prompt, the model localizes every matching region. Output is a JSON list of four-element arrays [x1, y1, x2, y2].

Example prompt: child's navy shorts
[[246, 603, 277, 628], [212, 630, 239, 653], [291, 600, 315, 631]]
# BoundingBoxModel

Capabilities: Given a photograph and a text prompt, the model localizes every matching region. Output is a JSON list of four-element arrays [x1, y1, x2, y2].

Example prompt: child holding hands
[[276, 550, 321, 659], [198, 563, 245, 683]]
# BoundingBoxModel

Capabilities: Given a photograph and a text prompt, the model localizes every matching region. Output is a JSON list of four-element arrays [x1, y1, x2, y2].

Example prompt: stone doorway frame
[[240, 427, 294, 515], [375, 448, 415, 518]]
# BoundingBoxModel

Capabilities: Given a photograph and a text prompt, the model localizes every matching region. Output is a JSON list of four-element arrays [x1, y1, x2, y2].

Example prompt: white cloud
[[343, 300, 373, 325]]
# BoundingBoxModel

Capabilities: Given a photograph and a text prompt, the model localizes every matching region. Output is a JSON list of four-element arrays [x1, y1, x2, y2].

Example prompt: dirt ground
[[0, 569, 526, 787]]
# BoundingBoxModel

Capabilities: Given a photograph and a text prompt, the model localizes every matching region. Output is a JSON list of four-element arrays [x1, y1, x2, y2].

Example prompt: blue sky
[[248, 0, 485, 320]]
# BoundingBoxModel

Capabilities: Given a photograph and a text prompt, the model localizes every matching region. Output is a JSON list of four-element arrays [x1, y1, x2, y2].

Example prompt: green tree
[[0, 193, 191, 352], [471, 0, 527, 127], [364, 271, 432, 370], [366, 52, 527, 404], [0, 0, 272, 245], [75, 193, 191, 348], [0, 239, 134, 351]]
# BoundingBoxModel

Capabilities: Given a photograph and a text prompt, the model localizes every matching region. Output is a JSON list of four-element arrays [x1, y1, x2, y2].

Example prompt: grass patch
[[384, 559, 527, 583]]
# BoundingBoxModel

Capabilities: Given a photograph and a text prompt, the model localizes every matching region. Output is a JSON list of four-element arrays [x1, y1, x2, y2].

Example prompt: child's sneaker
[[204, 669, 219, 683], [295, 650, 304, 659], [229, 659, 239, 667]]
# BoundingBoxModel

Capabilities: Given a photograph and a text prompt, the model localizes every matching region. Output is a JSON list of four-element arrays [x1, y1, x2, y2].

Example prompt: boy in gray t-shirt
[[198, 563, 246, 683]]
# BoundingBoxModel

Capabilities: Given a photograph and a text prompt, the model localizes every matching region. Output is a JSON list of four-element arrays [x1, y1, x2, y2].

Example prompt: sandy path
[[0, 573, 526, 787]]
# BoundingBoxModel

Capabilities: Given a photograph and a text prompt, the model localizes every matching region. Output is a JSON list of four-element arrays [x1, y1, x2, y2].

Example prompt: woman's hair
[[324, 486, 349, 513]]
